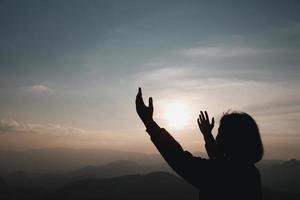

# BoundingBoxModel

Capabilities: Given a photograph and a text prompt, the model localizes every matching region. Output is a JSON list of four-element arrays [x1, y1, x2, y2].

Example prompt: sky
[[0, 0, 300, 159]]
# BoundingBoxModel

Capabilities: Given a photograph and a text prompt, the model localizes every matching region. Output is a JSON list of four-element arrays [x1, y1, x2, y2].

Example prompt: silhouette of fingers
[[136, 87, 141, 97], [211, 117, 215, 127], [136, 87, 145, 107], [200, 111, 205, 123], [138, 87, 142, 94], [199, 114, 203, 124], [204, 111, 209, 122], [149, 97, 153, 111]]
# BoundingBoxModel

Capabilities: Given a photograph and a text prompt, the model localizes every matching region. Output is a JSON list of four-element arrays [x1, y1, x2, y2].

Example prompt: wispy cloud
[[26, 84, 53, 94], [0, 118, 150, 151], [177, 45, 300, 72], [0, 118, 83, 135], [130, 38, 300, 140], [133, 66, 260, 92], [179, 46, 262, 58], [244, 98, 300, 116]]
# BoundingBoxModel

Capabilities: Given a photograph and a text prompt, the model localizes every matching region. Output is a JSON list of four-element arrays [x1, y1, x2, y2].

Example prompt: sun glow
[[163, 103, 190, 129]]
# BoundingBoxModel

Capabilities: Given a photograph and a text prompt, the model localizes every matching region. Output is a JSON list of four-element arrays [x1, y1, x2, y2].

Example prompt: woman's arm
[[135, 88, 209, 187], [197, 111, 218, 159]]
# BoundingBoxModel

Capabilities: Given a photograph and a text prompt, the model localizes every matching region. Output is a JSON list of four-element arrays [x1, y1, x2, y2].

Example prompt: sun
[[163, 103, 190, 129]]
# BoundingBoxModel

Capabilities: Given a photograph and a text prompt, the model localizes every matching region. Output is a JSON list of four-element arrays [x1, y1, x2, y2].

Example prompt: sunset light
[[163, 103, 190, 129], [0, 1, 299, 199]]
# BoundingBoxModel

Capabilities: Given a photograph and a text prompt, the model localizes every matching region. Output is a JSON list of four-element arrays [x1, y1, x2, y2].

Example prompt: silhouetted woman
[[135, 88, 263, 200]]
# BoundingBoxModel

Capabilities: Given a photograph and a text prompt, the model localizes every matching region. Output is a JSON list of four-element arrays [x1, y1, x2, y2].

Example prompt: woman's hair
[[216, 111, 264, 163]]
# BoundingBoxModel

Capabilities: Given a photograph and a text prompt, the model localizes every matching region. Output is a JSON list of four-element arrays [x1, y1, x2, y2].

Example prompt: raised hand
[[198, 111, 217, 158], [135, 87, 154, 125], [197, 111, 214, 137]]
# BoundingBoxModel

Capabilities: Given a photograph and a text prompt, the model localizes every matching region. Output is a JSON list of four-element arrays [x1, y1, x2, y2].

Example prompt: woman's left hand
[[197, 111, 214, 137]]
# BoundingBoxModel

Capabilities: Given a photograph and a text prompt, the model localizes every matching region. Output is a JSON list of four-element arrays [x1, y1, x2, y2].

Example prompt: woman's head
[[216, 112, 263, 163]]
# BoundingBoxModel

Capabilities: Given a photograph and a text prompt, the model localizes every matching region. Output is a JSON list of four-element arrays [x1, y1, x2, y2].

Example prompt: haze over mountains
[[0, 148, 207, 175], [0, 148, 167, 175], [0, 148, 299, 200]]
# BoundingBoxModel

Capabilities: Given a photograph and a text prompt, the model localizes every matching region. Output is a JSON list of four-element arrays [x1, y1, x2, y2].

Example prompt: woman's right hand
[[135, 87, 154, 126]]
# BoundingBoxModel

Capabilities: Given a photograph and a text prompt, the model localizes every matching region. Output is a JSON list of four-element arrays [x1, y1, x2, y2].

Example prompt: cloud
[[179, 46, 262, 58], [133, 45, 295, 95], [27, 84, 53, 93], [0, 118, 151, 151], [243, 98, 300, 116], [177, 45, 300, 70], [134, 67, 192, 83], [0, 119, 21, 134], [0, 118, 84, 135], [130, 38, 300, 138], [133, 64, 266, 93], [132, 34, 300, 90]]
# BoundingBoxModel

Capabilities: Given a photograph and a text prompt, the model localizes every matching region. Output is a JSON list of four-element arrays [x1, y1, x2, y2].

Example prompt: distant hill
[[4, 160, 172, 189], [4, 157, 300, 195], [47, 172, 199, 200], [69, 160, 173, 178], [260, 159, 300, 193], [0, 148, 210, 176], [47, 172, 300, 200], [68, 160, 148, 178], [0, 148, 165, 175], [256, 159, 284, 171], [2, 170, 300, 200], [1, 148, 300, 199]]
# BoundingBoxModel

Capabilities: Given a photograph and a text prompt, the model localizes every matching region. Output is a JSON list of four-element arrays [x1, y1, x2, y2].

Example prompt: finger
[[199, 114, 203, 123], [136, 87, 141, 100], [200, 111, 204, 122], [136, 87, 145, 106], [149, 97, 153, 111], [200, 111, 205, 122], [211, 117, 215, 127], [204, 111, 209, 122], [137, 87, 142, 97], [197, 118, 201, 126]]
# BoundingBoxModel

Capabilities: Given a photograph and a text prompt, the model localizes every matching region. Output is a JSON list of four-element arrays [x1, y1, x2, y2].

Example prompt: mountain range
[[0, 148, 299, 199]]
